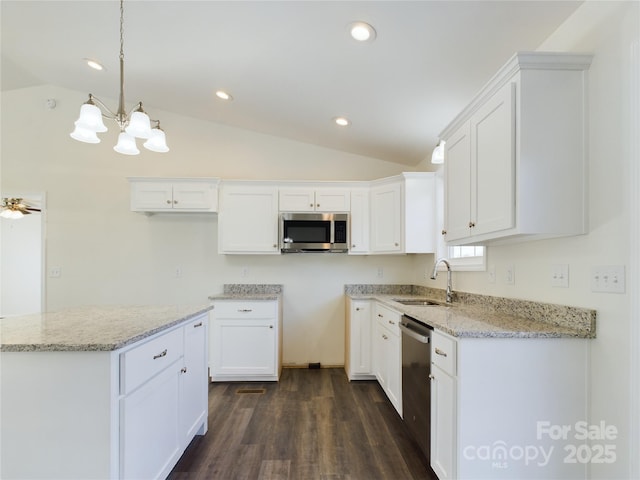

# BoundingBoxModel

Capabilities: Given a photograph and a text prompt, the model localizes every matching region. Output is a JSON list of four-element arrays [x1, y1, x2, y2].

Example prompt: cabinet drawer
[[121, 328, 184, 394], [432, 330, 457, 376], [212, 300, 276, 319], [374, 303, 401, 336]]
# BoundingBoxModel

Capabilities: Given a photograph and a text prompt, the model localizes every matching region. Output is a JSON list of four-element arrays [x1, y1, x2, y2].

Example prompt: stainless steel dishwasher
[[399, 314, 433, 461]]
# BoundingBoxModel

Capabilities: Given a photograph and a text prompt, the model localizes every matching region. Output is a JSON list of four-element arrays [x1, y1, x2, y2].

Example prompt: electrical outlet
[[551, 264, 569, 288], [377, 267, 384, 278], [505, 264, 515, 285], [241, 266, 249, 278], [49, 266, 61, 278], [591, 265, 625, 293], [175, 267, 182, 278]]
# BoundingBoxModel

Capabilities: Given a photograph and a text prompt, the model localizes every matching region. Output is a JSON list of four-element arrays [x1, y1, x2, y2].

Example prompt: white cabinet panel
[[129, 177, 218, 213], [210, 299, 282, 381], [120, 364, 182, 480], [348, 189, 370, 254], [279, 188, 350, 212], [344, 298, 374, 379], [218, 185, 280, 254], [180, 316, 208, 444]]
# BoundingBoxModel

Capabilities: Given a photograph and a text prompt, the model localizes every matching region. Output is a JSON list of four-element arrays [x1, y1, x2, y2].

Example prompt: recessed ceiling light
[[215, 90, 233, 101], [84, 58, 104, 71], [349, 22, 376, 43], [334, 117, 350, 127]]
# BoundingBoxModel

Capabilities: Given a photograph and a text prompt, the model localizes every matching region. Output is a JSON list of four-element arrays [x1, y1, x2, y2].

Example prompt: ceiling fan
[[0, 198, 42, 219]]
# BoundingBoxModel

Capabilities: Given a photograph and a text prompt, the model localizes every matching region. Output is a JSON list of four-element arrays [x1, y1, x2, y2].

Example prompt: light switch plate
[[551, 264, 569, 288], [505, 264, 515, 285], [591, 265, 625, 293]]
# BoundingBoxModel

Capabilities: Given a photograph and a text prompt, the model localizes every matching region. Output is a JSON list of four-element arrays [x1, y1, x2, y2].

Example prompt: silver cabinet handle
[[435, 348, 447, 357], [378, 314, 383, 318], [193, 321, 203, 328], [153, 349, 167, 360], [181, 367, 187, 374], [166, 199, 171, 204], [388, 320, 395, 325], [316, 204, 320, 208], [382, 334, 388, 340], [269, 325, 274, 329], [238, 309, 253, 312], [173, 200, 178, 204], [429, 374, 435, 380]]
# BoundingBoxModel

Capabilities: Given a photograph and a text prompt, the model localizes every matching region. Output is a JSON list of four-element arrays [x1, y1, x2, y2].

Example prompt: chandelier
[[70, 0, 169, 155]]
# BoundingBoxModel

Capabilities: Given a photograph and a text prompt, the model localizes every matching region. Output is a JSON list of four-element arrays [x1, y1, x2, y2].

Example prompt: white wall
[[414, 3, 638, 479], [0, 84, 427, 367]]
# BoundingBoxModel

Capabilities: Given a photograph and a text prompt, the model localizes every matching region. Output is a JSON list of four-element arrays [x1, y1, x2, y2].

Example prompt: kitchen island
[[0, 304, 212, 480]]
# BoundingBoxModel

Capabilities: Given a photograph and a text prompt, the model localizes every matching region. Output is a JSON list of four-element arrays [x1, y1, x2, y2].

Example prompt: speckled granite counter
[[345, 284, 596, 339], [0, 304, 213, 352], [208, 283, 283, 301]]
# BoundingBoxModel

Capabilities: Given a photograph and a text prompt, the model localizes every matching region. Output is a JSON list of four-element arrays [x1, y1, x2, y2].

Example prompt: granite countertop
[[0, 304, 213, 352], [208, 283, 283, 302], [346, 285, 595, 339]]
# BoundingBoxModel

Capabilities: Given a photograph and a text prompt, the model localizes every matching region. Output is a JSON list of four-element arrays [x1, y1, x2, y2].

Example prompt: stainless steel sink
[[392, 299, 441, 306]]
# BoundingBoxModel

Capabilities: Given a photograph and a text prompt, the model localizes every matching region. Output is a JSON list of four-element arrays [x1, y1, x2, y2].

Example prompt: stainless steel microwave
[[280, 212, 349, 253]]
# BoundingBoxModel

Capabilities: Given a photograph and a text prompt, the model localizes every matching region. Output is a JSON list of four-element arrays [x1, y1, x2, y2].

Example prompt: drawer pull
[[435, 348, 447, 357], [153, 349, 168, 360], [388, 320, 395, 325], [238, 309, 253, 313], [181, 367, 188, 374], [382, 334, 388, 340], [378, 314, 383, 318], [429, 374, 435, 380], [269, 325, 274, 329], [193, 321, 203, 328]]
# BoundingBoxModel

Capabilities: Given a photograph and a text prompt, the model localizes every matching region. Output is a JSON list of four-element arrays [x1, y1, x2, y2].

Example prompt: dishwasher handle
[[399, 320, 431, 344]]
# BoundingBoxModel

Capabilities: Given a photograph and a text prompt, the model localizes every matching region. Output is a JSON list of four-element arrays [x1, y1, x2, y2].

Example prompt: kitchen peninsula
[[0, 305, 211, 479], [345, 285, 596, 479]]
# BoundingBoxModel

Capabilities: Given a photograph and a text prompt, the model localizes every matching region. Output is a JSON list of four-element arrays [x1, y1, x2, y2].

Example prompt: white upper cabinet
[[129, 177, 219, 213], [218, 182, 280, 254], [279, 187, 350, 212], [440, 52, 592, 245], [348, 188, 370, 254], [370, 172, 436, 254]]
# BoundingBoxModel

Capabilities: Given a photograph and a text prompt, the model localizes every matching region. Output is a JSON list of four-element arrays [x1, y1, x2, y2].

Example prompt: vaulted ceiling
[[1, 1, 582, 165]]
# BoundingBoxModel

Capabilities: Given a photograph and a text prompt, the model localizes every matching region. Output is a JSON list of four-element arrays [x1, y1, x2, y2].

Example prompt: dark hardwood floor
[[169, 368, 438, 480]]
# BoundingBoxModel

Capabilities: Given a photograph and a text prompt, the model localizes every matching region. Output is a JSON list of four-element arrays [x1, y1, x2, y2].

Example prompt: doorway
[[0, 193, 45, 316]]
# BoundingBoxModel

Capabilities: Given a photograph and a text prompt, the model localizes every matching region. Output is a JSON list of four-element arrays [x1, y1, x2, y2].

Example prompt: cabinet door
[[180, 316, 208, 446], [349, 190, 370, 254], [348, 301, 372, 375], [431, 365, 456, 480], [172, 182, 217, 211], [373, 320, 388, 390], [444, 122, 472, 242], [218, 186, 279, 254], [385, 330, 402, 416], [120, 364, 182, 480], [470, 82, 516, 237], [315, 189, 350, 212], [131, 181, 174, 211], [370, 183, 402, 253], [279, 189, 315, 212], [211, 319, 276, 377]]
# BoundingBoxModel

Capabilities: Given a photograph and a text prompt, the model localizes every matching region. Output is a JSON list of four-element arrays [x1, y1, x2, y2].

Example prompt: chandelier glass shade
[[70, 0, 168, 154]]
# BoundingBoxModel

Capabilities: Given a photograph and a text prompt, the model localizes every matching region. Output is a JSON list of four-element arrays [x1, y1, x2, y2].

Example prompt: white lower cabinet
[[0, 313, 209, 480], [120, 314, 208, 480], [344, 298, 375, 380], [210, 299, 282, 381], [372, 302, 402, 416], [430, 330, 590, 480]]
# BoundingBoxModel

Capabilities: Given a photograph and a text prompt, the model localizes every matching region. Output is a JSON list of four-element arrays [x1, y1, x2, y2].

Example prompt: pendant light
[[70, 0, 169, 154]]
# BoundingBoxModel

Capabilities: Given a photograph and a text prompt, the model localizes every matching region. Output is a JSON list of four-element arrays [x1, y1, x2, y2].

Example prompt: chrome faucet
[[430, 258, 455, 304]]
